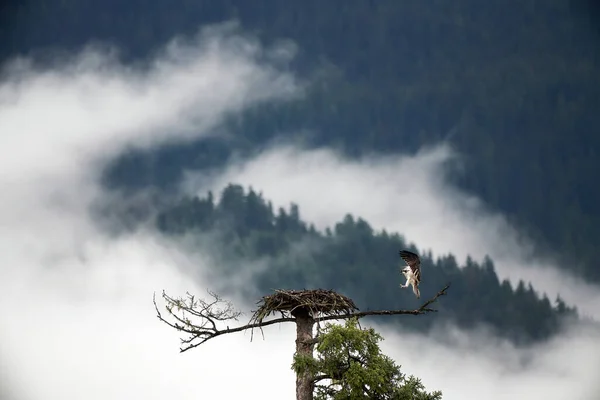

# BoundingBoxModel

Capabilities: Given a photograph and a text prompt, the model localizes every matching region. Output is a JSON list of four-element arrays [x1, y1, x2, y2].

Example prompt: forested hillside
[[4, 1, 599, 283], [156, 184, 578, 344], [4, 0, 598, 284]]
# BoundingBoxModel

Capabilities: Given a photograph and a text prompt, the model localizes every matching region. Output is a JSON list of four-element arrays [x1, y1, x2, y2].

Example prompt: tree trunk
[[293, 307, 315, 400]]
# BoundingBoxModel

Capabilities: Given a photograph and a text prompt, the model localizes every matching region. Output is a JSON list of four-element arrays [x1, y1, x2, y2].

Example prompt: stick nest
[[250, 289, 359, 324]]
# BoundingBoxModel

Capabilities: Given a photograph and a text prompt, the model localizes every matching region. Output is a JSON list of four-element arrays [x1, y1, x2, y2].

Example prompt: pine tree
[[292, 318, 443, 400]]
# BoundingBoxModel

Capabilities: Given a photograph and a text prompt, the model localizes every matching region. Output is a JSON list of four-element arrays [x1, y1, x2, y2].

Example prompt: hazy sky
[[1, 22, 599, 400]]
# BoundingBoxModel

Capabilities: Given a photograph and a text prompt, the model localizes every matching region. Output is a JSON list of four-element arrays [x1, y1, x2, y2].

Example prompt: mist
[[0, 23, 299, 400], [1, 22, 599, 400], [196, 142, 600, 319], [377, 320, 600, 399]]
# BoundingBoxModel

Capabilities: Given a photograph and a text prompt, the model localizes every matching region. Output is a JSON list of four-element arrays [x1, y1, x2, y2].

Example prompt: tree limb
[[155, 284, 450, 353], [153, 290, 295, 353], [316, 283, 450, 323]]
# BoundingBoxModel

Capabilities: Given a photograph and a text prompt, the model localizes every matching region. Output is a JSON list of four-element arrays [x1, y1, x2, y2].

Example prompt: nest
[[250, 288, 359, 324]]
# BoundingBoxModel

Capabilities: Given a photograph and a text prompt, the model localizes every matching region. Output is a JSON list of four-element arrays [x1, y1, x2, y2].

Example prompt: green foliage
[[156, 184, 579, 344], [292, 318, 442, 400], [292, 353, 320, 377]]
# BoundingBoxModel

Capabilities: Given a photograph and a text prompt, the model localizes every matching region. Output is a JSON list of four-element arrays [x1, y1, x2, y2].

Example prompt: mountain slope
[[5, 0, 599, 281], [155, 184, 578, 344]]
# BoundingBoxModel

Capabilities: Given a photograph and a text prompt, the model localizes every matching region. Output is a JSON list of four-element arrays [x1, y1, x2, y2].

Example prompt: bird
[[399, 250, 421, 299]]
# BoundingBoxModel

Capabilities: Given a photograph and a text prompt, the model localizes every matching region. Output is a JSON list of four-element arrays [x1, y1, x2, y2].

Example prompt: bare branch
[[154, 290, 295, 353], [316, 283, 450, 323], [416, 283, 451, 311], [154, 284, 450, 353]]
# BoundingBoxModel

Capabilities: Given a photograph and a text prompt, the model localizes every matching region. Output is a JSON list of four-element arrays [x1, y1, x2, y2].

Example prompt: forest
[[156, 184, 578, 345], [4, 2, 600, 398], [4, 0, 597, 283]]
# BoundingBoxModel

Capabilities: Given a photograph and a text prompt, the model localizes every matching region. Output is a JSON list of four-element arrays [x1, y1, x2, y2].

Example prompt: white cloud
[[0, 232, 299, 400], [185, 138, 600, 399], [0, 21, 298, 181], [0, 22, 299, 400], [375, 320, 600, 400], [198, 141, 600, 319], [1, 19, 599, 400]]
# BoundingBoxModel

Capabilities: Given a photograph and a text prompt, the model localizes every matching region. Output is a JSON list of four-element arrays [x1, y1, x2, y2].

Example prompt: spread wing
[[399, 250, 421, 283]]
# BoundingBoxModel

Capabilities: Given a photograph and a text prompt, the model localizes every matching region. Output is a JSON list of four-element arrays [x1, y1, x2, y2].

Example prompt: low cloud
[[2, 21, 599, 400], [185, 139, 600, 398], [198, 141, 600, 319], [0, 22, 299, 400], [0, 231, 298, 400], [0, 21, 298, 181], [376, 319, 600, 400]]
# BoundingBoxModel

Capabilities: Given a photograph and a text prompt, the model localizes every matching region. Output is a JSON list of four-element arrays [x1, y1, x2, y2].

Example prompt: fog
[[1, 23, 599, 400], [198, 142, 600, 319], [0, 23, 299, 400]]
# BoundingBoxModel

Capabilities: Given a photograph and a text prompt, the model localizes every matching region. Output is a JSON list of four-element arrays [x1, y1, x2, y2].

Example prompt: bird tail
[[413, 284, 420, 299]]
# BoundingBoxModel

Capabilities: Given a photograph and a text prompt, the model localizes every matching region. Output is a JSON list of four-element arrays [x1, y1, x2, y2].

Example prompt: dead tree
[[153, 285, 450, 400]]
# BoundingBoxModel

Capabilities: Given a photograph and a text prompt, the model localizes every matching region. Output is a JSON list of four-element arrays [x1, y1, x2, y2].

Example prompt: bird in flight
[[399, 250, 421, 299]]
